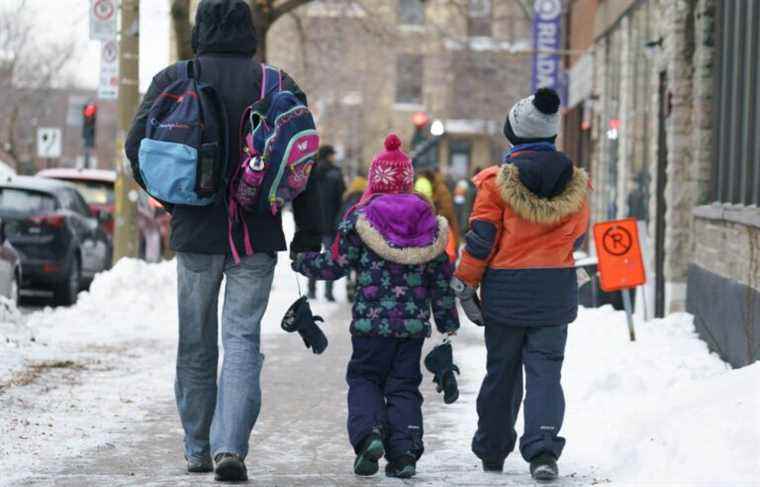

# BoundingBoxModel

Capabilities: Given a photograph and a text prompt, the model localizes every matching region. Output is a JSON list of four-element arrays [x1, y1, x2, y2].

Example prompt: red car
[[36, 169, 171, 262]]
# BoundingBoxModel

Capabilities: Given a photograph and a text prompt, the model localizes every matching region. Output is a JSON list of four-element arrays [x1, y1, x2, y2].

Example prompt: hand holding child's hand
[[450, 277, 484, 326]]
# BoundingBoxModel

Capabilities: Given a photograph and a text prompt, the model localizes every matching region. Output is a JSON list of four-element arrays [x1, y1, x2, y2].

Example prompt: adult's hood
[[355, 194, 448, 265], [192, 0, 257, 56], [495, 151, 589, 224]]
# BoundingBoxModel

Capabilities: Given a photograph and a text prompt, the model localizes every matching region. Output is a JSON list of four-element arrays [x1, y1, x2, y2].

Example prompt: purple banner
[[531, 0, 563, 97]]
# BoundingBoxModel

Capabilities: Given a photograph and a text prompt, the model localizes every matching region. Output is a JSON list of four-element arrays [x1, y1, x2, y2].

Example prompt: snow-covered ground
[[1, 215, 758, 485]]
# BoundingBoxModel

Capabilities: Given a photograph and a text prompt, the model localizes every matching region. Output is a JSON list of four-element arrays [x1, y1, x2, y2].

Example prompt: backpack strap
[[177, 60, 193, 81], [259, 63, 282, 100]]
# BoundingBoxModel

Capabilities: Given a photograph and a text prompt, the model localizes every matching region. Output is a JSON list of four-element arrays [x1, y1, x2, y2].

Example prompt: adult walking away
[[307, 145, 346, 302], [452, 88, 590, 482], [125, 0, 321, 482]]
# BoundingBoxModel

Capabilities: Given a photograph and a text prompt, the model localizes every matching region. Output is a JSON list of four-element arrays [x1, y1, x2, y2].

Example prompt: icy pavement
[[1, 235, 759, 485]]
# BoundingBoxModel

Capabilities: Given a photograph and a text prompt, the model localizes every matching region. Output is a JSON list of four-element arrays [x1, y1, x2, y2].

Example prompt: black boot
[[325, 281, 336, 302], [186, 456, 213, 473], [214, 453, 247, 482], [307, 278, 316, 300], [482, 458, 504, 472], [353, 430, 385, 476], [530, 453, 558, 482], [385, 452, 416, 479]]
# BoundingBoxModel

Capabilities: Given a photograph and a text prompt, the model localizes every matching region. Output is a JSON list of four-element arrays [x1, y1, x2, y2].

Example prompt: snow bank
[[453, 306, 758, 485]]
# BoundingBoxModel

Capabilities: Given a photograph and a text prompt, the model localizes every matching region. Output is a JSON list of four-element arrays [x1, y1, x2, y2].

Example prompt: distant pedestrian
[[292, 134, 460, 479], [414, 168, 461, 262], [339, 174, 368, 302], [453, 166, 482, 234], [307, 145, 346, 302], [125, 0, 321, 482], [451, 88, 590, 482]]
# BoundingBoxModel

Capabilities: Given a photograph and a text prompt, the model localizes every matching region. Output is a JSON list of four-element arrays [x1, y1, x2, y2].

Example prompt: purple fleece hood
[[362, 194, 438, 248]]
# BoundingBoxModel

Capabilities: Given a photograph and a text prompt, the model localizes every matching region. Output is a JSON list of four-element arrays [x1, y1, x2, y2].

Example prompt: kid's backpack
[[138, 60, 226, 206], [231, 64, 319, 215], [227, 64, 319, 261]]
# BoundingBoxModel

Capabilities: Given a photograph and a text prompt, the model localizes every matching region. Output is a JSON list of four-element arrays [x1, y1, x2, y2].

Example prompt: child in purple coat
[[292, 134, 460, 478]]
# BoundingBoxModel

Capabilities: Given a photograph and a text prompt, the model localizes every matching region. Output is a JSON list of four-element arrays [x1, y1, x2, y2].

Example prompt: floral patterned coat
[[293, 193, 460, 338]]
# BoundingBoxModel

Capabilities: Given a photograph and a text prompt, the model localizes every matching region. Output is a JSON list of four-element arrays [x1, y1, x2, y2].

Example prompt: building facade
[[185, 0, 534, 177], [563, 0, 759, 367]]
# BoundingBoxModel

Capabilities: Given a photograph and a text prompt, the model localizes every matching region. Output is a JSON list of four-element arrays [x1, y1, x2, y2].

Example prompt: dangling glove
[[281, 296, 328, 354], [450, 277, 484, 326], [424, 338, 460, 404]]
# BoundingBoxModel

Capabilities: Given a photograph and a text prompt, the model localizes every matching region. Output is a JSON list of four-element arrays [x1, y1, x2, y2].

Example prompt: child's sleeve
[[292, 221, 360, 281], [454, 168, 504, 288], [427, 254, 461, 334]]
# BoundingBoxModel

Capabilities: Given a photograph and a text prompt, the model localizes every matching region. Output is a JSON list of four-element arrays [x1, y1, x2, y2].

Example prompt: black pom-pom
[[532, 88, 561, 115]]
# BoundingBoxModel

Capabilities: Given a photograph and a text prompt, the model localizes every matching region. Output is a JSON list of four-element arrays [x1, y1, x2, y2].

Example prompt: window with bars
[[399, 0, 425, 26], [713, 0, 760, 206], [395, 54, 424, 105], [468, 0, 492, 37]]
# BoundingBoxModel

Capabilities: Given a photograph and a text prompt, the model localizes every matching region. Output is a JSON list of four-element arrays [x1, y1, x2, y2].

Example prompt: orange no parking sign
[[593, 218, 646, 292]]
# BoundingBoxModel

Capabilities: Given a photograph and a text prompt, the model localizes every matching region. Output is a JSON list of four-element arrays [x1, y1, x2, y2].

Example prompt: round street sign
[[102, 40, 117, 64], [93, 0, 115, 21], [602, 225, 633, 256]]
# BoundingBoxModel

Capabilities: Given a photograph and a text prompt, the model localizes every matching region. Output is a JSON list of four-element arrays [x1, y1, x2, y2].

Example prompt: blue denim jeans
[[175, 252, 276, 462]]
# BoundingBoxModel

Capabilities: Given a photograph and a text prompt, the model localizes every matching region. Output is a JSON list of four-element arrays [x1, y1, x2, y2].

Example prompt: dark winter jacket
[[455, 148, 590, 327], [125, 0, 321, 255], [294, 193, 460, 338], [310, 159, 346, 236]]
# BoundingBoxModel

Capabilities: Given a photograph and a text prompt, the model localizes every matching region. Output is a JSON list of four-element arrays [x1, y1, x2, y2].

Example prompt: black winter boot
[[482, 458, 504, 472], [530, 453, 559, 482], [214, 453, 247, 482]]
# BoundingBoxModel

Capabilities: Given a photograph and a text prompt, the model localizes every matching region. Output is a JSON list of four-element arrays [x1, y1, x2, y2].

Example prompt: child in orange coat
[[451, 88, 590, 482]]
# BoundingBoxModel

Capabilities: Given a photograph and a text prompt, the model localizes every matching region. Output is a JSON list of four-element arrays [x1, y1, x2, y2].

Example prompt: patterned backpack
[[228, 64, 320, 261]]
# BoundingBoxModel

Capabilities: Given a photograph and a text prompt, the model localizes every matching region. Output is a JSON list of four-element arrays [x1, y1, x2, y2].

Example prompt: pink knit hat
[[365, 133, 414, 199]]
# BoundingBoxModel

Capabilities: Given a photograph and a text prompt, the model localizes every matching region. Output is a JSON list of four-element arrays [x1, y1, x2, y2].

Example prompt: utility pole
[[113, 0, 140, 263]]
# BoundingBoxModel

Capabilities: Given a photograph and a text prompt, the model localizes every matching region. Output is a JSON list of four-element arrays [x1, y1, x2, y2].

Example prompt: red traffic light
[[83, 103, 98, 118], [412, 111, 430, 128]]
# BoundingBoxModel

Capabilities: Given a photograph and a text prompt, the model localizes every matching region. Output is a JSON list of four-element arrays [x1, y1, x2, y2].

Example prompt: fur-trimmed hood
[[355, 194, 449, 265], [496, 151, 589, 224]]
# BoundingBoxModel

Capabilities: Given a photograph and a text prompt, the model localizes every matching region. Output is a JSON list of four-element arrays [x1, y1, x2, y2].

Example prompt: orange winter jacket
[[454, 149, 590, 326]]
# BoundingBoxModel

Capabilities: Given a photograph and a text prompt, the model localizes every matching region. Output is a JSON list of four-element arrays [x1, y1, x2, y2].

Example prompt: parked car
[[0, 218, 21, 305], [0, 176, 111, 305], [36, 168, 171, 262]]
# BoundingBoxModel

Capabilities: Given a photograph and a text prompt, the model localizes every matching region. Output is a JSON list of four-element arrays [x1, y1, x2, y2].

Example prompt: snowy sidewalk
[[1, 251, 759, 486]]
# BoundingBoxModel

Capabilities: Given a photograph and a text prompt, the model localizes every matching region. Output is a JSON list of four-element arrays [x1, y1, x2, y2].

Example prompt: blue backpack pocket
[[138, 139, 214, 206]]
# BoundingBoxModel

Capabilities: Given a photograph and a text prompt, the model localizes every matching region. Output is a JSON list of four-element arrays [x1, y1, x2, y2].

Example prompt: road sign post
[[593, 218, 647, 342], [37, 128, 63, 160], [90, 0, 117, 41]]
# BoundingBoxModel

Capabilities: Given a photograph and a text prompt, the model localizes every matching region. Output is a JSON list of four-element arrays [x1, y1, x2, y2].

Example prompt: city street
[[1, 232, 758, 486]]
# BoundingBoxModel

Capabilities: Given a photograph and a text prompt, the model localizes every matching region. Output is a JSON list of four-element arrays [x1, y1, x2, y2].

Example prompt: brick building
[[184, 0, 534, 178], [563, 0, 759, 367]]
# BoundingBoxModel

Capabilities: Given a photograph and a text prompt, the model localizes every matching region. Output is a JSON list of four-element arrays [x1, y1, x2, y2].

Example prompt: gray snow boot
[[530, 453, 559, 482], [214, 453, 247, 482]]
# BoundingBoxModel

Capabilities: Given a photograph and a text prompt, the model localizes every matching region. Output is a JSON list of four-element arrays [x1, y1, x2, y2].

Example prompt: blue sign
[[531, 0, 563, 98]]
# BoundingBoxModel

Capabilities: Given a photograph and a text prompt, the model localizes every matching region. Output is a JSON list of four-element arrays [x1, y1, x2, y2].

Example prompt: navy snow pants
[[346, 336, 425, 462], [472, 324, 568, 463]]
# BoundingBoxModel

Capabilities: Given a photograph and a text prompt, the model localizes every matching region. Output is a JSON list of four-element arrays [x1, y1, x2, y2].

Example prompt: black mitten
[[424, 342, 460, 404], [281, 296, 328, 354]]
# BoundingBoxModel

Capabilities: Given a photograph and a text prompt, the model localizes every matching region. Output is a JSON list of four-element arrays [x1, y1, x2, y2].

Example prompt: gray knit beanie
[[504, 88, 561, 145]]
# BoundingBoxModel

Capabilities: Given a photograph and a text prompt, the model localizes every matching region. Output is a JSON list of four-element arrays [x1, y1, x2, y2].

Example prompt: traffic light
[[82, 103, 97, 149]]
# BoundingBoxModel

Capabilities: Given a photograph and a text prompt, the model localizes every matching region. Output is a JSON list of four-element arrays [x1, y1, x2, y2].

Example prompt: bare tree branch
[[171, 0, 194, 60], [272, 0, 314, 22]]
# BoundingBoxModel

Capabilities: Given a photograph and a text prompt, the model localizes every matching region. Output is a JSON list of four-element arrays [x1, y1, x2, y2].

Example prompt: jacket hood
[[192, 0, 257, 56], [355, 194, 448, 265], [497, 151, 589, 224]]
